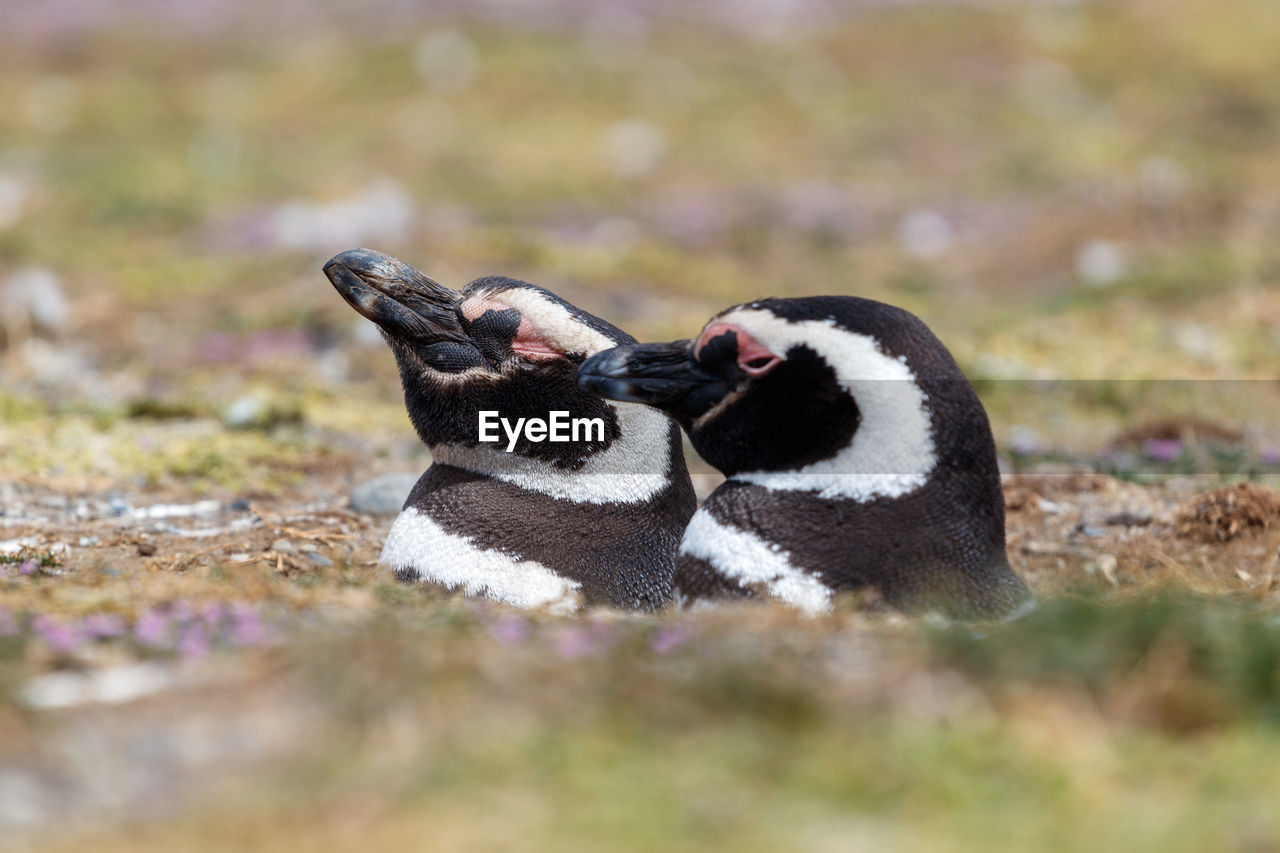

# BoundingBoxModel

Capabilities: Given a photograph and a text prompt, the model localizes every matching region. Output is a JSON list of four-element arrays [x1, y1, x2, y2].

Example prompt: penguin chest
[[381, 506, 583, 614], [675, 506, 832, 615], [379, 463, 685, 612]]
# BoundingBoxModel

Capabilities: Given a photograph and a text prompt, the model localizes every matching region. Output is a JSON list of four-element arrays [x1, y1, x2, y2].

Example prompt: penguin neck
[[428, 401, 678, 506], [724, 374, 938, 503]]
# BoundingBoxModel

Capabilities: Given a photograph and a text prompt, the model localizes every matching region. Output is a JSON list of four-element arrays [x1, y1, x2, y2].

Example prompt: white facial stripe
[[381, 507, 582, 614], [713, 308, 936, 501], [459, 295, 510, 321], [476, 286, 618, 357], [430, 400, 673, 505], [678, 509, 832, 615]]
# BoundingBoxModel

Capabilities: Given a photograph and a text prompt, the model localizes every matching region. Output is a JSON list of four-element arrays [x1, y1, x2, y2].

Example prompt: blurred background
[[3, 0, 1279, 487], [3, 1, 1280, 850]]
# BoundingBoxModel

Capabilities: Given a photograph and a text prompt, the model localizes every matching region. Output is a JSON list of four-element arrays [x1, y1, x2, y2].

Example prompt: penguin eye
[[739, 354, 781, 376]]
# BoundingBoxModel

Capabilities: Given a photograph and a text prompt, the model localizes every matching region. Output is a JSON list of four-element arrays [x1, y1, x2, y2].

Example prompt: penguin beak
[[577, 340, 728, 421], [323, 248, 470, 347]]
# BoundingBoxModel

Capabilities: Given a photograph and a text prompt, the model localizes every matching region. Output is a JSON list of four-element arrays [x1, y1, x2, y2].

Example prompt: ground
[[2, 1, 1280, 850]]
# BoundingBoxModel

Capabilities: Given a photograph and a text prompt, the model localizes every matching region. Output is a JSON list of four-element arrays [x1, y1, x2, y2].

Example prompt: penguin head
[[325, 248, 638, 468], [579, 296, 972, 491]]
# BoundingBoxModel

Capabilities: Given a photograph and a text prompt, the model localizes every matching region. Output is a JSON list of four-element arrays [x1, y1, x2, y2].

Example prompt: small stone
[[349, 472, 419, 515], [228, 498, 252, 512], [136, 541, 157, 556], [1037, 497, 1069, 514], [1105, 510, 1152, 527], [271, 539, 298, 555], [5, 267, 69, 334], [306, 552, 333, 568], [1075, 239, 1128, 288], [222, 396, 264, 429]]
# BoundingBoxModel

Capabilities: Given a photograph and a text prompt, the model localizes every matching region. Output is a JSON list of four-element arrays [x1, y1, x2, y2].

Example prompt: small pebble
[[5, 267, 69, 334], [306, 552, 333, 568], [349, 472, 418, 515], [1037, 498, 1069, 514], [222, 396, 264, 429], [1105, 511, 1152, 527], [136, 541, 157, 556], [271, 539, 298, 555]]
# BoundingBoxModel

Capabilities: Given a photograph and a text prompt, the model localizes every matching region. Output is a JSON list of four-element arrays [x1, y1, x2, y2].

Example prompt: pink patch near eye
[[695, 322, 780, 376], [511, 318, 564, 361]]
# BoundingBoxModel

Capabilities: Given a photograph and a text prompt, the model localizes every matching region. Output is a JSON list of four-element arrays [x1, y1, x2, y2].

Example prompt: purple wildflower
[[1008, 426, 1043, 458], [134, 609, 172, 648], [245, 328, 314, 363], [554, 622, 617, 660], [1260, 445, 1280, 466], [32, 614, 80, 655], [491, 613, 530, 647], [227, 603, 267, 647], [196, 600, 225, 631], [1144, 438, 1184, 462], [649, 624, 695, 655], [79, 613, 125, 639], [555, 626, 601, 659], [170, 600, 194, 623], [195, 332, 235, 363], [178, 623, 211, 660], [0, 609, 19, 636], [17, 559, 38, 576]]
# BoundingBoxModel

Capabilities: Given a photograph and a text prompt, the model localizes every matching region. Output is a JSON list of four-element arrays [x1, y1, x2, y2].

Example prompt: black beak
[[323, 248, 469, 346], [577, 340, 728, 421]]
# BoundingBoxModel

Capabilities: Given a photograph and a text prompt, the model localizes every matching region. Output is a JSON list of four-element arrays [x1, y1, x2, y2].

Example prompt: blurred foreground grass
[[23, 593, 1280, 852]]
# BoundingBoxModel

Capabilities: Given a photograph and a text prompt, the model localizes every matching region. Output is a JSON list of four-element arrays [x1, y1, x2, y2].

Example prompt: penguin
[[577, 296, 1031, 619], [324, 248, 696, 613]]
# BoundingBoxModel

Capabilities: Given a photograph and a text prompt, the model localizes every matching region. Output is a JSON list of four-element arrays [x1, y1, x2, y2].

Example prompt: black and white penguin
[[577, 296, 1031, 619], [324, 248, 695, 613]]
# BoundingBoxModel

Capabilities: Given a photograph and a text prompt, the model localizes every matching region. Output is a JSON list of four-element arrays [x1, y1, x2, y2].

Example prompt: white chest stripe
[[715, 309, 937, 502], [430, 399, 672, 505], [678, 509, 831, 616], [381, 507, 582, 614]]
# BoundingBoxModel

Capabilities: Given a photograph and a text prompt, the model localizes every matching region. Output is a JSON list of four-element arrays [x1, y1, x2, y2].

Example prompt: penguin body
[[578, 296, 1031, 619], [325, 249, 695, 612]]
